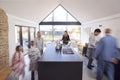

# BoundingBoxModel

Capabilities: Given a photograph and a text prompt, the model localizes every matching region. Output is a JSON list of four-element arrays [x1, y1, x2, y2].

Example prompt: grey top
[[38, 44, 82, 62], [34, 37, 44, 51], [27, 46, 41, 70], [88, 33, 98, 48]]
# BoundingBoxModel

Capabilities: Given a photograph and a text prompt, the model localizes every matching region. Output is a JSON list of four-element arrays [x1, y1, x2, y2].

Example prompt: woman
[[34, 31, 44, 55], [62, 31, 70, 45], [28, 41, 41, 80], [12, 45, 25, 80]]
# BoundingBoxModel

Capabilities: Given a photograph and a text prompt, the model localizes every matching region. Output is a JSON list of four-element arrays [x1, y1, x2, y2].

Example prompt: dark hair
[[37, 31, 40, 34], [29, 40, 34, 48], [30, 40, 34, 44], [30, 40, 34, 45], [16, 45, 21, 51], [94, 29, 101, 33], [65, 30, 67, 33]]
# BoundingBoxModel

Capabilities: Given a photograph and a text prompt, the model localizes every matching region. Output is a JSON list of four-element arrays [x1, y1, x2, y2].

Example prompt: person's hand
[[92, 57, 96, 60], [111, 58, 118, 64]]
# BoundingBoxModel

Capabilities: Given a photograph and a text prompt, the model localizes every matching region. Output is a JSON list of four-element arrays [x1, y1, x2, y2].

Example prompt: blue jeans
[[97, 60, 114, 80]]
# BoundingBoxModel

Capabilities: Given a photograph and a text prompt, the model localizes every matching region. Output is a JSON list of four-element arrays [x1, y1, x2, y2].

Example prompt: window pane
[[67, 25, 81, 41], [53, 25, 67, 41], [39, 5, 81, 47], [54, 6, 67, 21], [40, 25, 53, 45], [44, 13, 53, 22], [30, 28, 35, 41], [42, 5, 78, 22], [67, 13, 77, 22], [15, 27, 20, 46], [22, 27, 29, 50]]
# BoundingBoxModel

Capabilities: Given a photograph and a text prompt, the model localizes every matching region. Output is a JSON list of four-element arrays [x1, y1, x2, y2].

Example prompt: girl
[[28, 41, 41, 80], [12, 45, 25, 80]]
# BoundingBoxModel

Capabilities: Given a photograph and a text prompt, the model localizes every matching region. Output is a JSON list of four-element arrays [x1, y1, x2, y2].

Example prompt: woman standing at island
[[62, 31, 70, 45]]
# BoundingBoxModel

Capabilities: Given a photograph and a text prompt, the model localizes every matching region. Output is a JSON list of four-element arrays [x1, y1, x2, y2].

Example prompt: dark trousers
[[41, 49, 43, 55], [87, 48, 95, 67], [31, 71, 35, 80], [82, 47, 88, 55], [114, 60, 120, 80]]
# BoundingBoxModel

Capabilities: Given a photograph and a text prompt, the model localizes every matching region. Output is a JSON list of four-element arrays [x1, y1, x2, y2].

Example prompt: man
[[87, 29, 101, 69], [93, 28, 119, 80], [35, 31, 44, 55]]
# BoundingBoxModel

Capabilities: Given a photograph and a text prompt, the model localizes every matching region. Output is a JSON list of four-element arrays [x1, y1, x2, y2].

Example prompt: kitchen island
[[38, 44, 83, 80]]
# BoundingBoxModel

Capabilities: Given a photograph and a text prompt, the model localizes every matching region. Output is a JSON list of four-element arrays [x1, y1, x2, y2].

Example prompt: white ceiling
[[0, 0, 120, 23]]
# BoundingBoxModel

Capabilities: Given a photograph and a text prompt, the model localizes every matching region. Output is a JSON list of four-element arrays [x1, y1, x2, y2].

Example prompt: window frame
[[15, 25, 36, 49]]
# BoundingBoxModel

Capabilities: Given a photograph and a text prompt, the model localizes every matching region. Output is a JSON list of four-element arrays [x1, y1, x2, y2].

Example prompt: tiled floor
[[23, 55, 31, 80], [23, 54, 98, 80], [8, 53, 106, 80]]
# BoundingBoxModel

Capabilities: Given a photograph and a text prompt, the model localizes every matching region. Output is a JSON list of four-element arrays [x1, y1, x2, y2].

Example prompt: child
[[27, 41, 41, 80], [12, 45, 25, 80]]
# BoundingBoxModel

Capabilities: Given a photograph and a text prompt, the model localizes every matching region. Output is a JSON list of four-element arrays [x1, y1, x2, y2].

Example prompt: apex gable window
[[39, 5, 81, 44]]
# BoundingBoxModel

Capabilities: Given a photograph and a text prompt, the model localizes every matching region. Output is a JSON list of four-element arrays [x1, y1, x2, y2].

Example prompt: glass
[[53, 25, 67, 41], [54, 6, 67, 22], [22, 27, 29, 50], [42, 5, 78, 22], [40, 25, 53, 46], [15, 27, 20, 46], [39, 5, 81, 47], [67, 13, 77, 22], [67, 25, 81, 41], [30, 28, 35, 41], [67, 25, 81, 47], [44, 12, 53, 22]]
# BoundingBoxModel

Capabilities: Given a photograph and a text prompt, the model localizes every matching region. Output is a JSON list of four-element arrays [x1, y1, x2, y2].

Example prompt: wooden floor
[[0, 67, 12, 80]]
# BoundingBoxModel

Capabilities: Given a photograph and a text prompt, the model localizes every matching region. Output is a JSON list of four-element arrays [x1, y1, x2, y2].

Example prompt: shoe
[[87, 66, 92, 70], [90, 65, 94, 67], [85, 55, 88, 58]]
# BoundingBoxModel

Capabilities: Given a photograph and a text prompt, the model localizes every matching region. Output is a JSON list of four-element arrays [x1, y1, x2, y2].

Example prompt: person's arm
[[114, 39, 119, 60], [62, 35, 64, 40], [36, 48, 41, 60], [117, 48, 120, 60], [111, 39, 119, 64], [93, 38, 104, 59], [34, 38, 37, 47], [68, 35, 70, 41], [12, 52, 21, 67], [89, 35, 96, 47], [11, 52, 16, 67], [27, 49, 32, 58], [42, 38, 44, 49]]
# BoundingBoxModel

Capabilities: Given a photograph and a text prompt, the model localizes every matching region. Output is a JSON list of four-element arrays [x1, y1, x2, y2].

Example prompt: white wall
[[80, 27, 90, 45], [7, 12, 120, 65], [81, 13, 120, 47], [8, 14, 38, 66]]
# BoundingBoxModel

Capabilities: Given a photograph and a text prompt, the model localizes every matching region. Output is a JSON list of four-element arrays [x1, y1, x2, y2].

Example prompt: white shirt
[[34, 37, 44, 51], [88, 33, 100, 48]]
